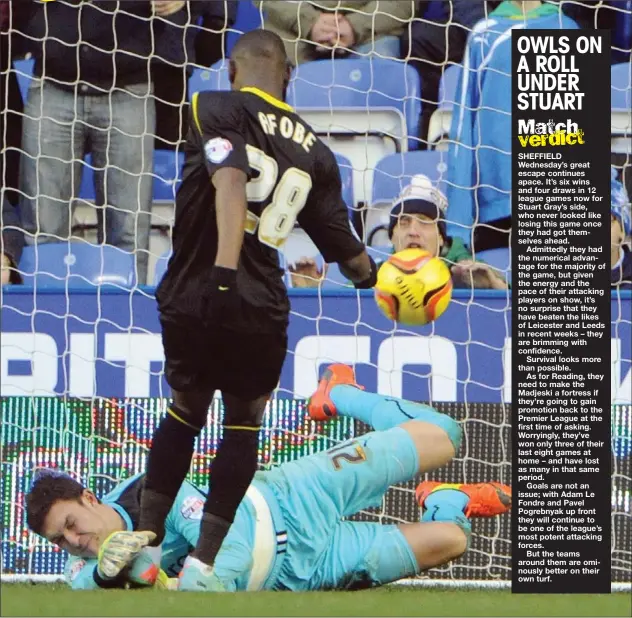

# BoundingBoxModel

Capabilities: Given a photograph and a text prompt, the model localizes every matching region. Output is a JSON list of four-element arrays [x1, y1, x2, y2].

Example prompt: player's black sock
[[139, 409, 202, 545], [193, 427, 260, 565]]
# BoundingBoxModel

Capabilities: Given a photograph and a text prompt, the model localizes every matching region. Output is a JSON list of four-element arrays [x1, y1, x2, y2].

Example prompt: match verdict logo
[[517, 120, 585, 148]]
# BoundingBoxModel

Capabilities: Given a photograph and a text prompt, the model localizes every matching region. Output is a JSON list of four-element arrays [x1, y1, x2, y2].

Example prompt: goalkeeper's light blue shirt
[[64, 473, 287, 591]]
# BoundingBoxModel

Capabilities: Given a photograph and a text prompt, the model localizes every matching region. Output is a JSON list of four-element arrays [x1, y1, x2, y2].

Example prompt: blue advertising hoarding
[[1, 289, 630, 404]]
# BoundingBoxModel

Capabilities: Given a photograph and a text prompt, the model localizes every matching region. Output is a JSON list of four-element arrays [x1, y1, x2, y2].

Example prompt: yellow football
[[374, 248, 453, 326]]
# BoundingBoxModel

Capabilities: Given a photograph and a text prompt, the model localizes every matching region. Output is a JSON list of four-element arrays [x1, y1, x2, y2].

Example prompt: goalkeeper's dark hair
[[26, 469, 87, 535]]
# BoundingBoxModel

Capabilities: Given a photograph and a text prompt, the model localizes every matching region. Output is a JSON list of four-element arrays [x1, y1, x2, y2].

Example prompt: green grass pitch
[[1, 585, 630, 617]]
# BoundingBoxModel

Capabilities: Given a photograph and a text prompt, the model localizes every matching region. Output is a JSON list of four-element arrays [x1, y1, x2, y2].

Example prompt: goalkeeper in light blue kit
[[26, 365, 511, 591]]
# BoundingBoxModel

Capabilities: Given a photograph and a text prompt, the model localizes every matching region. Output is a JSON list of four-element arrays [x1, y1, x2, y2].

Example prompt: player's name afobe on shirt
[[256, 111, 318, 153]]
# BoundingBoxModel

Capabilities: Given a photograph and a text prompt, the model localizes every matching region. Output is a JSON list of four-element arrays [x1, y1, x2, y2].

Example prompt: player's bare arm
[[212, 167, 248, 270]]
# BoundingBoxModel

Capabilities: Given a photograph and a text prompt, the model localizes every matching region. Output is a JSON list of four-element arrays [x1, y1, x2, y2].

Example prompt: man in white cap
[[290, 176, 508, 290], [387, 178, 508, 290]]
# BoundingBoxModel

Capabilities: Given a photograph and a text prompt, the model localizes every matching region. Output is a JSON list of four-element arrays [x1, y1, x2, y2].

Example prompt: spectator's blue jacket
[[446, 3, 579, 247]]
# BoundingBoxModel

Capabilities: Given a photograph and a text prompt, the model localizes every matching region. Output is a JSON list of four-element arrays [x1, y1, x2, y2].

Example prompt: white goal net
[[1, 0, 631, 589]]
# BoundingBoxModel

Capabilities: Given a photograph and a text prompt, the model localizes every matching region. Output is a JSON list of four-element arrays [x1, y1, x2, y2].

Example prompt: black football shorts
[[160, 315, 288, 400]]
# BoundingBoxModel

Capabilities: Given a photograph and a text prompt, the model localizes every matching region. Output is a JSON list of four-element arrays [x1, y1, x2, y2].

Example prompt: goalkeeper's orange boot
[[416, 481, 512, 518], [307, 363, 363, 421]]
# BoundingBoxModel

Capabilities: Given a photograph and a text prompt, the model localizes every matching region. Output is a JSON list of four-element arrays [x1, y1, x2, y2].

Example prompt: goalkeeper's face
[[42, 491, 119, 558]]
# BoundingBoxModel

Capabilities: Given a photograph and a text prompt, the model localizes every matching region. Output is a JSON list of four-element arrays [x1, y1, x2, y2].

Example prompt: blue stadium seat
[[153, 251, 171, 285], [475, 248, 511, 286], [439, 64, 461, 106], [78, 154, 97, 202], [367, 245, 392, 263], [612, 7, 632, 63], [321, 263, 354, 289], [19, 243, 137, 288], [427, 64, 462, 145], [226, 1, 265, 55], [13, 58, 34, 104], [372, 151, 448, 204], [319, 247, 391, 289], [153, 150, 184, 201], [333, 152, 354, 210], [287, 58, 421, 148], [611, 62, 631, 147], [611, 62, 631, 112], [188, 59, 231, 100]]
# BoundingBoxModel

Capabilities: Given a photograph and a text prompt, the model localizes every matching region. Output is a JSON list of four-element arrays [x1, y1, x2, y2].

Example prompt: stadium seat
[[281, 227, 321, 265], [12, 57, 34, 104], [188, 59, 231, 100], [280, 227, 322, 289], [19, 242, 137, 288], [78, 154, 96, 202], [475, 248, 511, 286], [153, 150, 184, 202], [372, 151, 448, 203], [367, 245, 392, 263], [153, 251, 171, 285], [611, 62, 631, 152], [288, 57, 422, 149], [366, 151, 449, 245], [427, 64, 462, 147], [334, 152, 354, 210], [321, 263, 354, 289], [226, 0, 265, 55], [319, 246, 392, 289]]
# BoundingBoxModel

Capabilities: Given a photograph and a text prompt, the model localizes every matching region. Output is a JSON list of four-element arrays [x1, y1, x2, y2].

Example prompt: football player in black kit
[[96, 30, 378, 591]]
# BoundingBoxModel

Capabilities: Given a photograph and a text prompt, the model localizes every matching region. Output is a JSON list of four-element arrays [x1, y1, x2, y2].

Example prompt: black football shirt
[[156, 87, 365, 333]]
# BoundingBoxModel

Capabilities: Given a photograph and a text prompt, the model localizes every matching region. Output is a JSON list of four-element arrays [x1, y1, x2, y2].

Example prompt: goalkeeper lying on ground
[[26, 365, 511, 592]]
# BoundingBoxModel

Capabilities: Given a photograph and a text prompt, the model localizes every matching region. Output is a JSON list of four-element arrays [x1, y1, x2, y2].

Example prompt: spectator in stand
[[446, 0, 579, 254], [290, 175, 508, 290], [258, 1, 413, 65], [0, 0, 25, 207], [1, 195, 24, 285], [611, 168, 632, 289], [400, 1, 497, 148], [14, 1, 187, 285], [558, 0, 631, 62], [152, 1, 237, 151]]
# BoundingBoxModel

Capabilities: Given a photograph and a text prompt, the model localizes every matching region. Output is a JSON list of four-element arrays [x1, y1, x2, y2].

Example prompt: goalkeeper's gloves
[[97, 530, 157, 583], [205, 265, 240, 326]]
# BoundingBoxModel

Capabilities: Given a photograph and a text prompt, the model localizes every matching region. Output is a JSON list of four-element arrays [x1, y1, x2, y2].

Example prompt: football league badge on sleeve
[[180, 496, 204, 520], [205, 138, 233, 164]]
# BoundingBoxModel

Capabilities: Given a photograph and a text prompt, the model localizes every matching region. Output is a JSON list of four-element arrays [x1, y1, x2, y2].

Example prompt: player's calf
[[400, 414, 461, 474], [308, 365, 462, 464], [399, 522, 468, 572]]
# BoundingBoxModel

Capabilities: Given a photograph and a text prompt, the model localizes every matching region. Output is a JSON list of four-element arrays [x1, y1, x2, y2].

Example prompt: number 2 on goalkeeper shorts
[[328, 441, 367, 471]]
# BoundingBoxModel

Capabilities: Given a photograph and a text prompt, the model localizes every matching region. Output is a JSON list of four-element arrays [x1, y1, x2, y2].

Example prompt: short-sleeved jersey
[[155, 87, 365, 333]]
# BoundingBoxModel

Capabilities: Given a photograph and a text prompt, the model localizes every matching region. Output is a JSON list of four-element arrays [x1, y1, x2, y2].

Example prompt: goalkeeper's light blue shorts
[[263, 426, 420, 591]]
